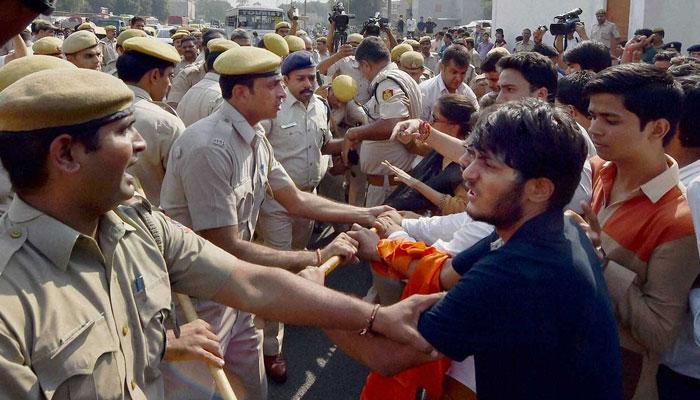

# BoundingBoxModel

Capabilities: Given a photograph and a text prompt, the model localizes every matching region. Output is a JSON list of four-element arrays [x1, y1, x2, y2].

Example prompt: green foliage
[[197, 0, 232, 22]]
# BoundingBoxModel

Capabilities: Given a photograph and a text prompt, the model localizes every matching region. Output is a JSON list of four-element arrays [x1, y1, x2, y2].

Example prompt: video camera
[[549, 8, 582, 36], [362, 12, 389, 37], [329, 1, 354, 32]]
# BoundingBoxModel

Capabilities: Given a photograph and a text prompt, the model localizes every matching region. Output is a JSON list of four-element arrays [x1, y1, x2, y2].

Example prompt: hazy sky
[[236, 0, 330, 8]]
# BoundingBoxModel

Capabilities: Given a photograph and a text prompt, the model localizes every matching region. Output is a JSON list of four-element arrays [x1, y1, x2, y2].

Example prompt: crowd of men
[[1, 1, 700, 399]]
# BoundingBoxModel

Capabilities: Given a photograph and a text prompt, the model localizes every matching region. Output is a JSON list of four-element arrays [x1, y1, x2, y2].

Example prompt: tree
[[113, 0, 140, 15], [151, 0, 170, 20], [197, 0, 232, 21]]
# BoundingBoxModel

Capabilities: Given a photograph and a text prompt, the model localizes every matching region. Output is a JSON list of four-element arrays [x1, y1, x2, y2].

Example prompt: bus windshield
[[235, 9, 283, 31]]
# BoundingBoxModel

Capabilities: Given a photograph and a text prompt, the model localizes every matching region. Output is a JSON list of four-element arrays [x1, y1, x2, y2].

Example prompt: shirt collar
[[599, 155, 680, 204], [203, 71, 219, 81], [370, 63, 398, 87], [639, 156, 680, 203], [218, 101, 259, 144], [127, 84, 152, 102], [6, 197, 134, 271]]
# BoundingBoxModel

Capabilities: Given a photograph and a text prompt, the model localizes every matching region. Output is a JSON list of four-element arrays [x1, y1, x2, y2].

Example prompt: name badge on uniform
[[382, 89, 394, 101], [281, 122, 297, 129]]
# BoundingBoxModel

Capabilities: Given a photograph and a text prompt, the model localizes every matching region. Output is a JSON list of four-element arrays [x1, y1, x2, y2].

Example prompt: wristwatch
[[22, 0, 56, 15]]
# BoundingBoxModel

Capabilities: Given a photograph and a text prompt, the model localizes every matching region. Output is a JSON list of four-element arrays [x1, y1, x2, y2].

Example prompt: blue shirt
[[417, 210, 622, 400]]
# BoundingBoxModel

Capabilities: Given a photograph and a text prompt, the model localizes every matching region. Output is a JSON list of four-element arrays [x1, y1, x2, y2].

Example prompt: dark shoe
[[264, 353, 288, 383]]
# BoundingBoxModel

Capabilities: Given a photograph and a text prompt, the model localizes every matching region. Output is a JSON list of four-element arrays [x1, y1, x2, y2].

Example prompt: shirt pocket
[[134, 273, 171, 372], [33, 314, 119, 400], [233, 178, 254, 237]]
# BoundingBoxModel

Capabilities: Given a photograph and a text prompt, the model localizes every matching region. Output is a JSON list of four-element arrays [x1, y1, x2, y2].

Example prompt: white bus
[[225, 6, 285, 38]]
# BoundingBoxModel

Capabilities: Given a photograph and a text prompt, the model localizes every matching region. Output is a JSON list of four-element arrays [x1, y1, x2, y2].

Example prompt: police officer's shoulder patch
[[382, 88, 394, 101]]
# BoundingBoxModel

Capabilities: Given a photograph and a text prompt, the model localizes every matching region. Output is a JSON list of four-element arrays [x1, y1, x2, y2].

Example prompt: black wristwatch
[[22, 0, 56, 15]]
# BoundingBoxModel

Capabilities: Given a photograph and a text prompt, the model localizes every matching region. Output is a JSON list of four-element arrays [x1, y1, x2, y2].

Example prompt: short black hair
[[585, 63, 683, 145], [354, 36, 390, 64], [480, 50, 506, 73], [557, 70, 596, 117], [117, 51, 174, 83], [497, 52, 558, 102], [203, 28, 225, 46], [220, 75, 256, 100], [130, 16, 145, 26], [441, 45, 470, 68], [469, 98, 587, 210], [0, 124, 103, 193], [206, 51, 224, 72], [563, 41, 612, 73], [634, 28, 653, 38], [653, 51, 675, 63], [230, 30, 250, 41], [676, 75, 700, 147]]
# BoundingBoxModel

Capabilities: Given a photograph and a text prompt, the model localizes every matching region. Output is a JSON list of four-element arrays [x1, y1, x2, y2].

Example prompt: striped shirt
[[591, 156, 700, 399]]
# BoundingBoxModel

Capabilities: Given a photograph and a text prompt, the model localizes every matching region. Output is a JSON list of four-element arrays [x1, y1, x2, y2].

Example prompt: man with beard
[[330, 99, 623, 400], [173, 36, 199, 76], [257, 51, 345, 382]]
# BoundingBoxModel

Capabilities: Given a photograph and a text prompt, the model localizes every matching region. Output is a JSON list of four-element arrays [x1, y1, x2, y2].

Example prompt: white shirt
[[176, 72, 223, 127], [327, 56, 372, 104], [661, 175, 700, 378], [679, 159, 700, 187], [406, 18, 417, 32], [418, 73, 479, 121]]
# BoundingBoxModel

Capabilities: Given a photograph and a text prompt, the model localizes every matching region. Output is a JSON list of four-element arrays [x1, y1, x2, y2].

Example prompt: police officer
[[320, 33, 372, 104], [341, 36, 422, 208], [103, 28, 149, 76], [399, 50, 432, 83], [99, 25, 118, 69], [260, 32, 290, 58], [0, 55, 78, 216], [0, 67, 437, 400], [285, 34, 306, 53], [160, 46, 389, 399], [167, 29, 226, 108], [116, 37, 186, 206], [62, 29, 102, 70], [176, 39, 239, 126], [257, 52, 347, 379]]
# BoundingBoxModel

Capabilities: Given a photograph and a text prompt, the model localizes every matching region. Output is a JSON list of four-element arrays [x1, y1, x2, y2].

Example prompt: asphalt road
[[268, 260, 373, 400]]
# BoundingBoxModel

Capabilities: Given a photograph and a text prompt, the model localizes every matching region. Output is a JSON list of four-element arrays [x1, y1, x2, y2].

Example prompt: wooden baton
[[174, 293, 238, 400], [318, 227, 378, 275]]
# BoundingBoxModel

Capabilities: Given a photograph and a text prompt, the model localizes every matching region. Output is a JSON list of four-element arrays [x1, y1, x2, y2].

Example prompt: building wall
[[168, 0, 195, 20], [411, 0, 486, 31], [492, 0, 604, 51], [493, 0, 699, 54]]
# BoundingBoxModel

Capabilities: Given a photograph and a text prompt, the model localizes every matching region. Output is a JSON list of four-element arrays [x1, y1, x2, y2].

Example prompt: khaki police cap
[[316, 36, 327, 43], [207, 38, 240, 53], [32, 36, 63, 56], [94, 26, 107, 36], [347, 33, 364, 44], [285, 35, 305, 52], [0, 55, 77, 92], [117, 29, 148, 47], [275, 21, 291, 30], [400, 51, 424, 70], [123, 37, 181, 64], [171, 32, 189, 40], [105, 25, 117, 31], [405, 39, 420, 49], [263, 33, 289, 58], [296, 30, 308, 37], [419, 36, 431, 44], [77, 22, 96, 31], [0, 69, 133, 132], [214, 46, 281, 76], [176, 28, 190, 34], [62, 30, 99, 55], [391, 43, 413, 62], [332, 74, 357, 103]]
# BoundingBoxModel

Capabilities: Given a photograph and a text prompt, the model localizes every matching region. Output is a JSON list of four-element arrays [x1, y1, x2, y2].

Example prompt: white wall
[[412, 0, 486, 30], [633, 0, 700, 52], [492, 0, 605, 50]]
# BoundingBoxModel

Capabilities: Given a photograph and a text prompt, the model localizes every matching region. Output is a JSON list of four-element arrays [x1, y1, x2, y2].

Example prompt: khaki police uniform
[[327, 56, 372, 104], [167, 62, 206, 105], [0, 165, 11, 215], [0, 194, 236, 400], [160, 100, 294, 400], [126, 85, 185, 205], [360, 64, 422, 206], [175, 71, 223, 127], [174, 59, 198, 77], [99, 36, 118, 68]]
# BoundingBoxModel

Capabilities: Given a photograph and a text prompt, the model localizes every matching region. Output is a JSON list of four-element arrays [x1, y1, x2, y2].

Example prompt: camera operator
[[554, 22, 589, 54]]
